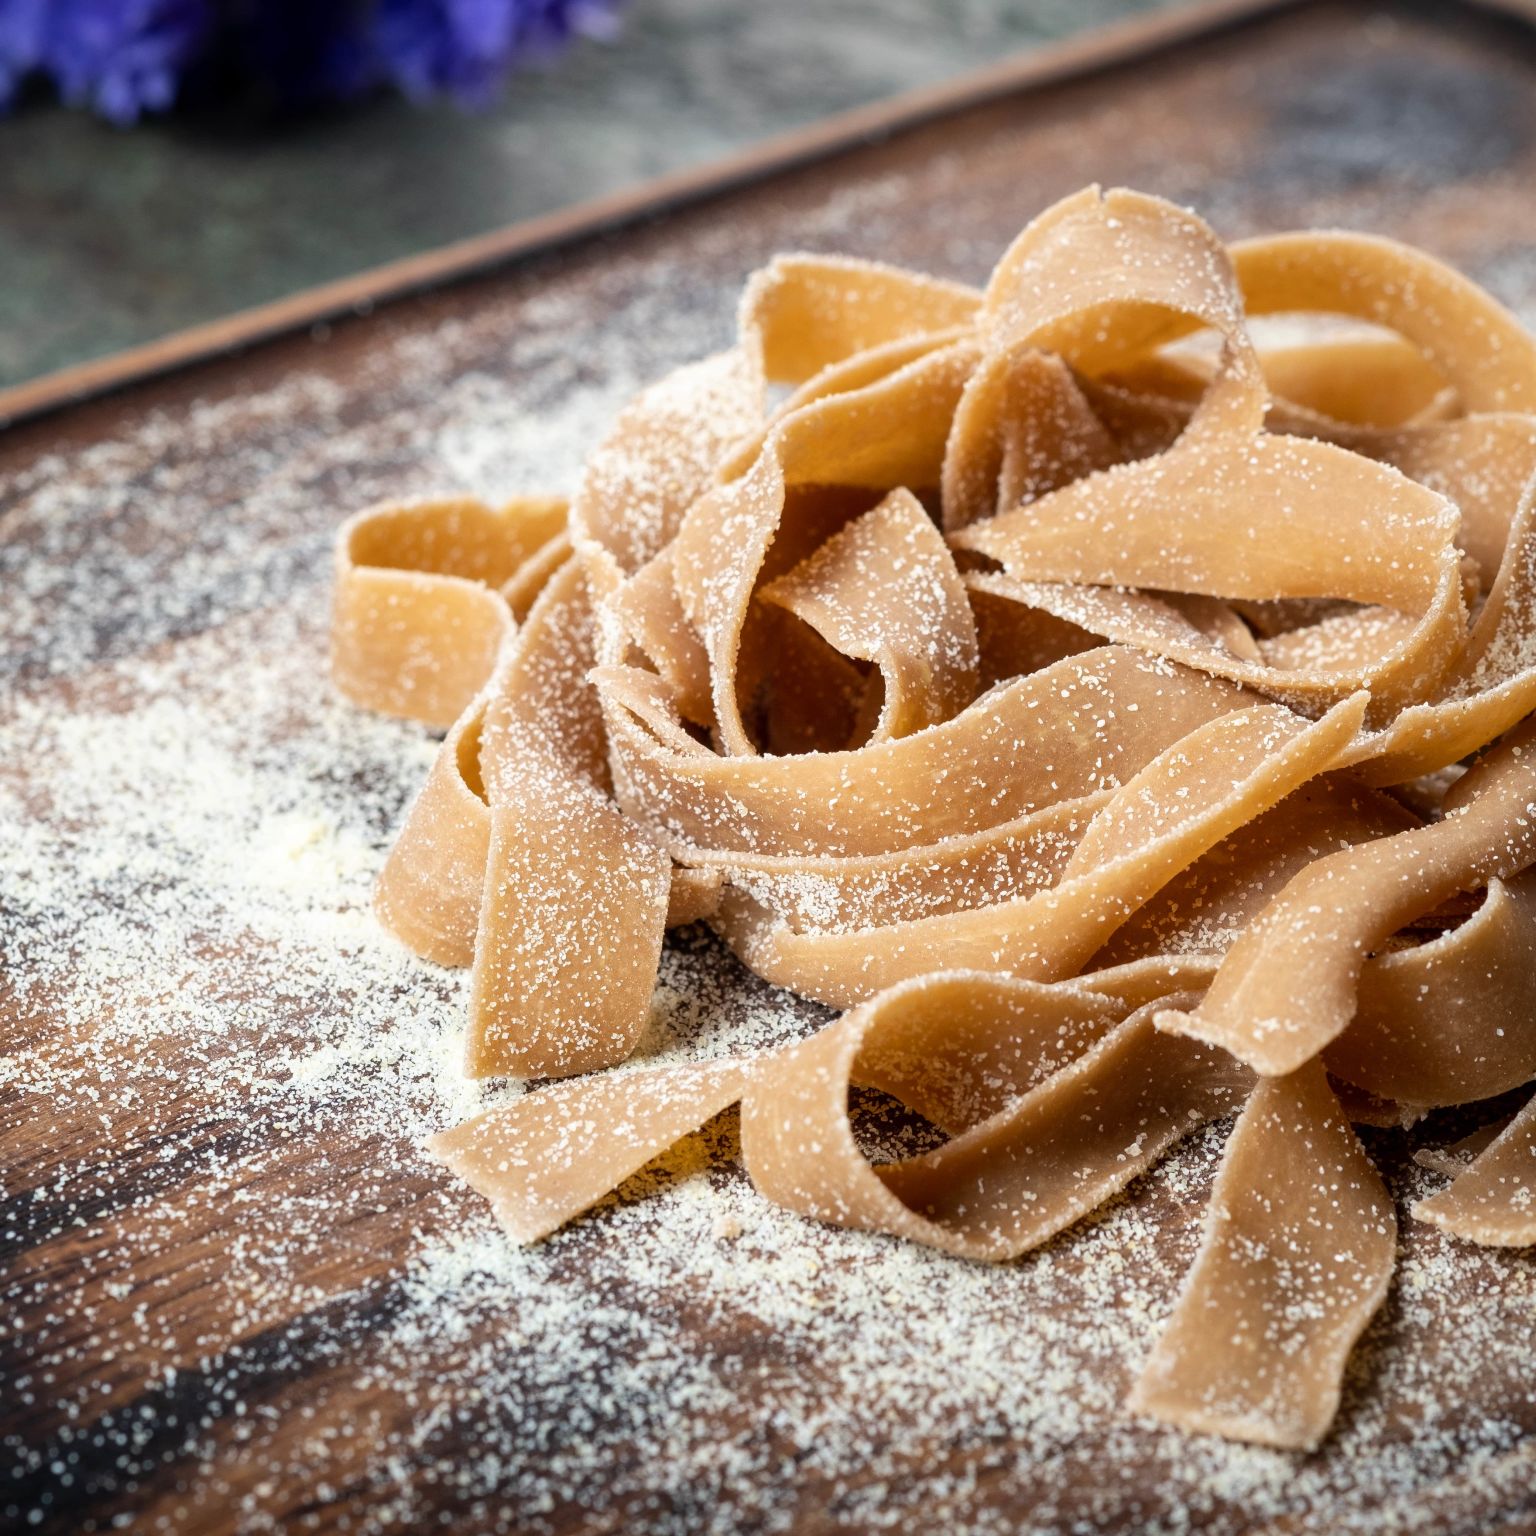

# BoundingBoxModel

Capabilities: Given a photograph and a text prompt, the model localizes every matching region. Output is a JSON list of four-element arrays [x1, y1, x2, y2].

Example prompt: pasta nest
[[331, 187, 1536, 1451]]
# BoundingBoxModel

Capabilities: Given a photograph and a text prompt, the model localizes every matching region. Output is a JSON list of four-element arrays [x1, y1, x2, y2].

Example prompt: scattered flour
[[5, 81, 1536, 1534]]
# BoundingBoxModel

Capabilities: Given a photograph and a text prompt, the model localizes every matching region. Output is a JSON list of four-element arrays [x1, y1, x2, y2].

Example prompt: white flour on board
[[4, 170, 1536, 1535]]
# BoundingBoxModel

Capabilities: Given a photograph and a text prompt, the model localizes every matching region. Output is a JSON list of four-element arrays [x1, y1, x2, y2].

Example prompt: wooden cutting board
[[5, 3, 1536, 1532]]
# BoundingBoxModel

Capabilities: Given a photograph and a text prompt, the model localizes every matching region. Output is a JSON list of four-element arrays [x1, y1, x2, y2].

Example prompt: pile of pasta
[[332, 188, 1536, 1451]]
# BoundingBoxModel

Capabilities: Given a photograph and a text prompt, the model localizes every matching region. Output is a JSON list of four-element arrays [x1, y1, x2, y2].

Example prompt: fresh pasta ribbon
[[1414, 1092, 1536, 1246], [1327, 871, 1536, 1107], [758, 487, 979, 742], [332, 185, 1536, 1451], [332, 495, 567, 728], [1163, 717, 1536, 1077], [373, 684, 494, 967], [714, 695, 1368, 1006], [1129, 1061, 1396, 1452], [430, 973, 1250, 1258]]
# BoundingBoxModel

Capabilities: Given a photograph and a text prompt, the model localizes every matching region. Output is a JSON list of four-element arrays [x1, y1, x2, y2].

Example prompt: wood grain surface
[[5, 3, 1536, 1533]]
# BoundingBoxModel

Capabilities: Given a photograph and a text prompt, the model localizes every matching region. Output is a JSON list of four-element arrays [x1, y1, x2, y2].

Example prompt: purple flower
[[370, 0, 518, 105], [370, 0, 619, 104], [231, 0, 376, 110], [0, 0, 623, 121], [41, 0, 213, 123], [519, 0, 622, 52], [0, 0, 49, 110]]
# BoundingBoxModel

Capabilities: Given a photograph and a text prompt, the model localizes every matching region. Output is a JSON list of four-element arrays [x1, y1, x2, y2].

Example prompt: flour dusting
[[6, 87, 1536, 1534]]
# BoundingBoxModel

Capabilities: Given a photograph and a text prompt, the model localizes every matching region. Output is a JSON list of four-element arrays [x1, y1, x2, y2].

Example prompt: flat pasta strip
[[692, 794, 1102, 934], [745, 994, 1247, 1260], [374, 687, 493, 967], [1092, 777, 1420, 966], [1413, 1093, 1536, 1246], [955, 413, 1465, 718], [720, 695, 1366, 1006], [759, 488, 978, 741], [740, 253, 979, 385], [571, 348, 763, 586], [941, 347, 1118, 532], [672, 341, 979, 755], [600, 645, 1249, 859], [1130, 1061, 1396, 1451], [1165, 718, 1536, 1076], [1253, 333, 1451, 428], [332, 495, 567, 728], [432, 1059, 758, 1243], [1329, 873, 1536, 1106], [467, 562, 671, 1078], [1229, 231, 1536, 414], [433, 973, 1249, 1261]]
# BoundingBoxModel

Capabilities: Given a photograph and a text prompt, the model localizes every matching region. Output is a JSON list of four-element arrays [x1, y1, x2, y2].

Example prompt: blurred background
[[0, 0, 1177, 391]]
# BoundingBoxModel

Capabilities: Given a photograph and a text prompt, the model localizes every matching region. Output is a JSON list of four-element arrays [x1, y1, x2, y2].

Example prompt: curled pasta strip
[[430, 973, 1250, 1257], [1414, 1092, 1536, 1246], [758, 488, 979, 742], [332, 495, 567, 728], [374, 685, 493, 966], [332, 185, 1536, 1451], [1164, 718, 1536, 1077], [1129, 1061, 1396, 1451], [1328, 871, 1536, 1107], [715, 696, 1368, 1006]]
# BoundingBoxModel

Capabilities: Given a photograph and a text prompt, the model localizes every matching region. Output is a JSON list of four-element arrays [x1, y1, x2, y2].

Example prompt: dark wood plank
[[5, 4, 1536, 1533], [0, 0, 1294, 431]]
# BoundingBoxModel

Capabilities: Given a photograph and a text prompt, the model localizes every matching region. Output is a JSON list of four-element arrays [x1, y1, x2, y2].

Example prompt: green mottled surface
[[0, 0, 1171, 388]]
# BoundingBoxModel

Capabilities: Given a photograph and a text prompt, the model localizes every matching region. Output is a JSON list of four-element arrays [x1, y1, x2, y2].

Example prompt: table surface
[[5, 2, 1536, 1534], [0, 0, 1176, 390]]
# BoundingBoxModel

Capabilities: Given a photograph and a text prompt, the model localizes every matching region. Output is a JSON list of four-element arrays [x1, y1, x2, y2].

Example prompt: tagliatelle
[[332, 187, 1536, 1452], [333, 495, 568, 729], [1164, 717, 1536, 1076], [1413, 1093, 1536, 1246], [1129, 1060, 1396, 1452]]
